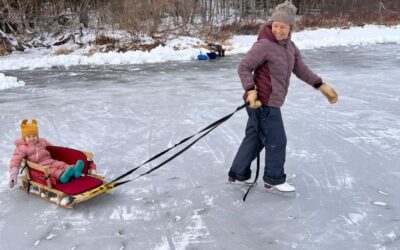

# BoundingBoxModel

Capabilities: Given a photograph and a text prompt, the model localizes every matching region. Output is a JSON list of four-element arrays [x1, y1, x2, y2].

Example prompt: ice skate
[[264, 181, 295, 192]]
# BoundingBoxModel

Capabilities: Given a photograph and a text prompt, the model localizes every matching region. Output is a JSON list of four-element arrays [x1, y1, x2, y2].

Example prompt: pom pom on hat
[[20, 119, 39, 138], [271, 1, 297, 26]]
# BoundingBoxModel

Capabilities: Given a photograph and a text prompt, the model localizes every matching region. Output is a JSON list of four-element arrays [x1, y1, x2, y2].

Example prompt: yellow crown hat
[[20, 119, 39, 138]]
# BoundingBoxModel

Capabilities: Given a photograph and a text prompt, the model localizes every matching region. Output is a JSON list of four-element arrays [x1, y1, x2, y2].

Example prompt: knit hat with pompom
[[271, 1, 297, 26]]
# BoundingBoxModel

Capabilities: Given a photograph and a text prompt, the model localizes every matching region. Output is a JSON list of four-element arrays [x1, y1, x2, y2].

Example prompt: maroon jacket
[[238, 24, 322, 107]]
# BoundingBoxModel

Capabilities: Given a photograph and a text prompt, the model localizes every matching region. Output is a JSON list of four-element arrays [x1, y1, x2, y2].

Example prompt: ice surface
[[0, 44, 399, 249]]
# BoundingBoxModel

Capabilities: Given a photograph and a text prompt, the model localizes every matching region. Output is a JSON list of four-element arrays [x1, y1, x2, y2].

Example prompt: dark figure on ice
[[208, 43, 225, 57], [228, 1, 338, 192]]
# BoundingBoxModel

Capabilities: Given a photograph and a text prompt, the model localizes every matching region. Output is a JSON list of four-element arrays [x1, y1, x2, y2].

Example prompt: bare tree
[[0, 0, 399, 38]]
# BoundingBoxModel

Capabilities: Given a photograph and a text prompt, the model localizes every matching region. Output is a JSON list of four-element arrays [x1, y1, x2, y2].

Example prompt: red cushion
[[46, 146, 89, 174], [53, 176, 103, 195], [27, 146, 103, 194], [29, 167, 48, 186]]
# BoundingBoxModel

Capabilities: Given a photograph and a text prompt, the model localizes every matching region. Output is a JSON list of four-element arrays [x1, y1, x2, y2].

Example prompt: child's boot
[[74, 160, 84, 178], [60, 167, 75, 183]]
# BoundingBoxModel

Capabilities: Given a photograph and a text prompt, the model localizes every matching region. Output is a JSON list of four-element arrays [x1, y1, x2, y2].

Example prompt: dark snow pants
[[228, 106, 287, 185]]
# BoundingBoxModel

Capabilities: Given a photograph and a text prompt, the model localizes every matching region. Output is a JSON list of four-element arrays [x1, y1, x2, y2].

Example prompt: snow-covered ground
[[0, 25, 400, 249], [0, 24, 399, 73]]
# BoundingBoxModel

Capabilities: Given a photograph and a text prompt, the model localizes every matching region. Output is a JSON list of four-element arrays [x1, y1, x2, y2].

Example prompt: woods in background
[[0, 0, 399, 51]]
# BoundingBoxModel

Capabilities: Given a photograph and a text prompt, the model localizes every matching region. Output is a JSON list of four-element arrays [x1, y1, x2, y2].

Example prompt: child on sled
[[8, 119, 84, 188]]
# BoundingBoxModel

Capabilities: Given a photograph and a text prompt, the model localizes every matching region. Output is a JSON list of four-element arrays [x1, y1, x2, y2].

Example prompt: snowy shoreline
[[0, 24, 399, 91], [0, 25, 399, 72]]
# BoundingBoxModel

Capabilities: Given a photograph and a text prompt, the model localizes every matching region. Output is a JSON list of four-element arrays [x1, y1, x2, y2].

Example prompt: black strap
[[242, 153, 260, 202], [20, 161, 29, 174], [108, 103, 248, 187], [23, 161, 31, 195], [113, 119, 223, 187], [242, 107, 265, 201]]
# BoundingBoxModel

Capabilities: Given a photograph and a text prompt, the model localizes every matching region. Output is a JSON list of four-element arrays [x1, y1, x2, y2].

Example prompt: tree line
[[0, 0, 399, 36]]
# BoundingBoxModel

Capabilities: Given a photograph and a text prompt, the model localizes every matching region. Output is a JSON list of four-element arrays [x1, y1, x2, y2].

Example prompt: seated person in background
[[8, 119, 84, 188], [208, 43, 225, 57]]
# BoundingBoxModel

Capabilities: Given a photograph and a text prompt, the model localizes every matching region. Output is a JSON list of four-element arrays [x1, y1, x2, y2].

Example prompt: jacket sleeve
[[292, 43, 322, 88], [9, 146, 26, 172], [238, 40, 269, 91]]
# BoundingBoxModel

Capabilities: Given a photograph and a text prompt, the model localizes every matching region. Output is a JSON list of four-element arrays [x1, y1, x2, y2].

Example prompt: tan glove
[[246, 89, 262, 109], [319, 83, 338, 104]]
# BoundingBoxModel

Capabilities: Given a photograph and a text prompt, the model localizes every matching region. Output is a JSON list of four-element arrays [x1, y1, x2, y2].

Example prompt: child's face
[[25, 135, 38, 144]]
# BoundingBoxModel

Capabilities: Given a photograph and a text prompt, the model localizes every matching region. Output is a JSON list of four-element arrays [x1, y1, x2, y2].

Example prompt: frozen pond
[[0, 44, 400, 249]]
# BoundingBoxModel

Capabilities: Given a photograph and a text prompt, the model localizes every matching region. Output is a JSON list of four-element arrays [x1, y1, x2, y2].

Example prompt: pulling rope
[[113, 118, 222, 188], [105, 102, 262, 201], [107, 103, 248, 188], [242, 109, 264, 201], [242, 153, 260, 202]]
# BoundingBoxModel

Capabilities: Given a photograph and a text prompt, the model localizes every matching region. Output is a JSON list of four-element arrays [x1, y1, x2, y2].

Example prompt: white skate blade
[[264, 182, 295, 192], [226, 180, 253, 186]]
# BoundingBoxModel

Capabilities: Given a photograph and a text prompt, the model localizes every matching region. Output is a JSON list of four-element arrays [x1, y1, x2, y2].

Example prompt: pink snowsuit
[[9, 138, 71, 181]]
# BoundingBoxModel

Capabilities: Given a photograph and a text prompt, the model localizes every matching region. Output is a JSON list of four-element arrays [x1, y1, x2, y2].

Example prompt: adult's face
[[271, 21, 291, 41]]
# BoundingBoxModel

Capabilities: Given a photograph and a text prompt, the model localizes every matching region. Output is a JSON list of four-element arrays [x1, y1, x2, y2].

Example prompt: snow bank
[[0, 36, 203, 71], [0, 25, 399, 70], [294, 24, 400, 49], [229, 24, 400, 53], [0, 73, 25, 90]]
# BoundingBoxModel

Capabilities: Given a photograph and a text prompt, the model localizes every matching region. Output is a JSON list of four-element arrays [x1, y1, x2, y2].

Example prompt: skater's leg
[[229, 108, 263, 181], [259, 107, 287, 185]]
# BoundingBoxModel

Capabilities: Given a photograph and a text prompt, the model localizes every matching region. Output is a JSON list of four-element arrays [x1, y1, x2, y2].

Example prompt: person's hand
[[9, 168, 18, 189], [246, 90, 262, 109], [319, 83, 338, 104]]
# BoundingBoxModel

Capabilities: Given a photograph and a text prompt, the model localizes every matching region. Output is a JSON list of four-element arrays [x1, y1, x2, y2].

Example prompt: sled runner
[[19, 146, 111, 208]]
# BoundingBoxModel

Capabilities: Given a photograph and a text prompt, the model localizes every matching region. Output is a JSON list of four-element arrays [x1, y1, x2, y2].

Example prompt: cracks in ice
[[372, 189, 390, 208], [33, 222, 58, 247]]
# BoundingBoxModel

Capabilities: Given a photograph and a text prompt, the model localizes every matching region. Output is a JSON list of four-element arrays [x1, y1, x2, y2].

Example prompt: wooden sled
[[19, 146, 113, 208]]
